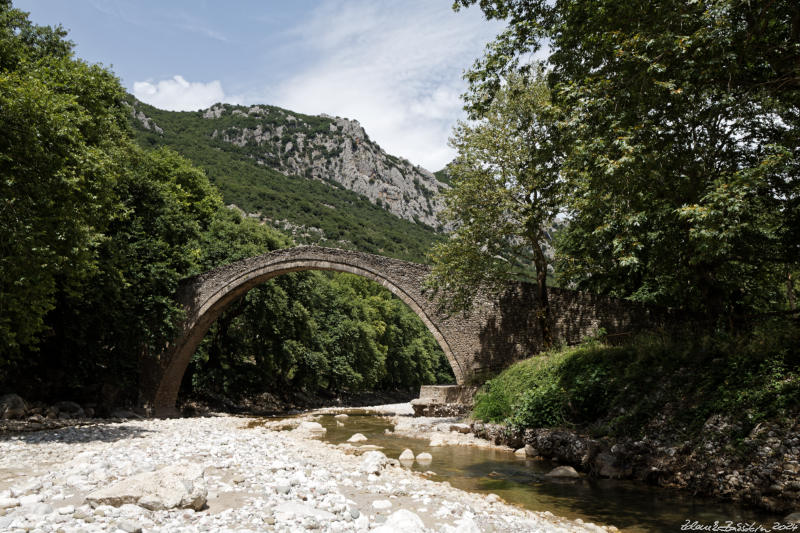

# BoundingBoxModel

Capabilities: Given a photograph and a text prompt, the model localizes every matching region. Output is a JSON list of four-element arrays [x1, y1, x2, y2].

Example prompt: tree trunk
[[532, 241, 553, 347], [788, 271, 797, 312]]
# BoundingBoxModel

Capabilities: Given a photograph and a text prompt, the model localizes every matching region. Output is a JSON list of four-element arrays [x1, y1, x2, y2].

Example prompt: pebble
[[0, 412, 615, 532], [0, 497, 19, 509], [30, 502, 53, 515], [372, 499, 392, 510], [19, 494, 42, 505], [118, 519, 142, 532]]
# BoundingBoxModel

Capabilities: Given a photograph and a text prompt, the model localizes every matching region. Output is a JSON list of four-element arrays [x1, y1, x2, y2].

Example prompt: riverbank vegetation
[[0, 2, 451, 410], [473, 323, 800, 439]]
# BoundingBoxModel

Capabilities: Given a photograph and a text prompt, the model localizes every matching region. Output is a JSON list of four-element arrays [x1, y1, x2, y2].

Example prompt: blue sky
[[16, 0, 505, 171]]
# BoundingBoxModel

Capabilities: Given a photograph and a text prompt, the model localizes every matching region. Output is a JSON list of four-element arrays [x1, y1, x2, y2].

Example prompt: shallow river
[[306, 412, 783, 532]]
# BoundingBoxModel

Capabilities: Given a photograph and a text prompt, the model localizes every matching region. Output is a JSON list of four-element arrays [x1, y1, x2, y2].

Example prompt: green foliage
[[193, 207, 290, 271], [0, 2, 129, 359], [433, 168, 452, 187], [188, 272, 454, 401], [472, 321, 800, 439], [472, 355, 553, 422], [5, 146, 226, 402], [455, 0, 800, 319], [427, 71, 561, 319], [128, 99, 444, 264]]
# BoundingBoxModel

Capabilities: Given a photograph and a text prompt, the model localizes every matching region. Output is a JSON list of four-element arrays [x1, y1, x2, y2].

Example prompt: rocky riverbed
[[0, 414, 617, 532], [471, 416, 800, 516]]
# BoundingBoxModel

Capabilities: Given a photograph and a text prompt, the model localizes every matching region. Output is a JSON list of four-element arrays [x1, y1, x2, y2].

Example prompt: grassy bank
[[473, 320, 800, 441]]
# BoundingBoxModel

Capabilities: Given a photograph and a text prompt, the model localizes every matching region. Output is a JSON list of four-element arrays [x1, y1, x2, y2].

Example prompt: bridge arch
[[142, 246, 468, 416], [142, 246, 659, 416]]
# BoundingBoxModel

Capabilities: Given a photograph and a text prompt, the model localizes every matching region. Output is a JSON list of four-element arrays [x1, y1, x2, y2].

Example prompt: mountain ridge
[[130, 99, 448, 226], [127, 97, 446, 263]]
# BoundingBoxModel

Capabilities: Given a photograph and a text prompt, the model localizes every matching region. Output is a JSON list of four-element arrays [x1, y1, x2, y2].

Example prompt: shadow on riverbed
[[0, 421, 152, 445]]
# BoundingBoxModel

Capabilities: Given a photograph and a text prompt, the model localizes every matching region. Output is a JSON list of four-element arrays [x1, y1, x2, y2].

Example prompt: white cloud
[[263, 0, 504, 171], [133, 75, 226, 111]]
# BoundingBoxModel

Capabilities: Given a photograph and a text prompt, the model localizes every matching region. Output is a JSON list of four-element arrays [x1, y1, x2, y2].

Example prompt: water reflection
[[281, 413, 784, 532]]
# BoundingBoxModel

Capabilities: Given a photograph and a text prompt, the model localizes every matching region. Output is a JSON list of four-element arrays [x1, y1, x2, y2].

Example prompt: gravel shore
[[0, 414, 616, 532]]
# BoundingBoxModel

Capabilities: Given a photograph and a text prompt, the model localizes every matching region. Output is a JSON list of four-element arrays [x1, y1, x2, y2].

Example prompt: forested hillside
[[0, 3, 452, 412], [128, 98, 446, 263]]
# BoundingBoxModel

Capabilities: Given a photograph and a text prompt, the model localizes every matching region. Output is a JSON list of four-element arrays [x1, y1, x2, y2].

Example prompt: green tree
[[455, 0, 800, 320], [427, 71, 562, 343], [20, 147, 224, 403], [0, 1, 129, 361]]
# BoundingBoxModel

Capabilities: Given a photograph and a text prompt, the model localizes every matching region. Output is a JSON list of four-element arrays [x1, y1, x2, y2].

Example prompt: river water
[[303, 411, 784, 532]]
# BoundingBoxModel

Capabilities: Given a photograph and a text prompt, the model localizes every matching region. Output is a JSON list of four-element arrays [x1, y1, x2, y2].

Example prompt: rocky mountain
[[133, 100, 448, 228], [127, 98, 446, 263]]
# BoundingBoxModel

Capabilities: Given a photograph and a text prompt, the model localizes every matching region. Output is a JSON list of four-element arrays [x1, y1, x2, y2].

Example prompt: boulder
[[347, 433, 368, 443], [399, 449, 415, 463], [274, 501, 335, 521], [334, 413, 348, 420], [359, 451, 389, 475], [416, 452, 433, 465], [785, 512, 800, 524], [514, 448, 527, 457], [545, 465, 581, 478], [54, 401, 84, 418], [594, 451, 629, 478], [0, 394, 28, 419], [371, 509, 427, 533], [292, 421, 326, 438], [524, 444, 538, 457], [85, 464, 207, 510], [450, 423, 471, 434]]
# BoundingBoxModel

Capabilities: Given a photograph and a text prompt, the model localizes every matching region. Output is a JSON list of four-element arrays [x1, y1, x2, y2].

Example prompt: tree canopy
[[427, 71, 561, 342], [452, 0, 799, 320], [0, 1, 129, 355]]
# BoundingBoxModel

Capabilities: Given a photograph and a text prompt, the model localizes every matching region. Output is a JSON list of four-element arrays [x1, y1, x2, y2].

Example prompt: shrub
[[471, 321, 800, 440]]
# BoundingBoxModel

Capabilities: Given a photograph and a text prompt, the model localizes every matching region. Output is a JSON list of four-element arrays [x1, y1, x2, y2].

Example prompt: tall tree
[[455, 0, 800, 319], [0, 1, 129, 360], [427, 72, 562, 344]]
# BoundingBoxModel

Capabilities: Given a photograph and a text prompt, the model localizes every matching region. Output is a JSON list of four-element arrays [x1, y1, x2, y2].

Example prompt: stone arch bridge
[[141, 246, 658, 416]]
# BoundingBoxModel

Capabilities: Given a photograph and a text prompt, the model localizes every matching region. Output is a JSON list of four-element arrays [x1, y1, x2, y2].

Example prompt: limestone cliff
[[202, 103, 448, 227]]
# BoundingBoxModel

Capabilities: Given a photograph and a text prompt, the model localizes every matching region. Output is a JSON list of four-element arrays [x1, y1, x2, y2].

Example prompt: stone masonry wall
[[144, 246, 666, 415]]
